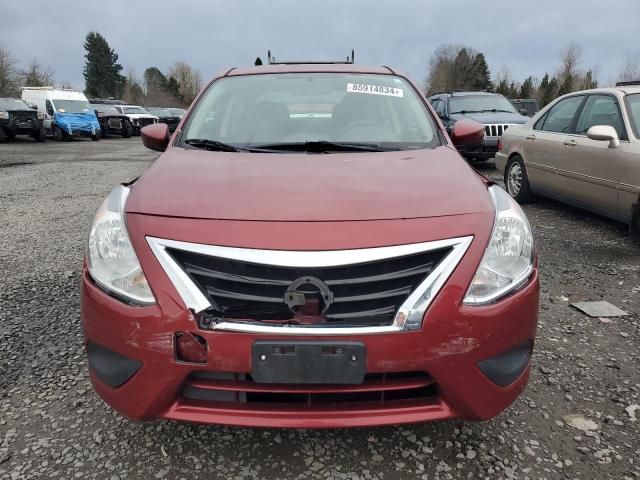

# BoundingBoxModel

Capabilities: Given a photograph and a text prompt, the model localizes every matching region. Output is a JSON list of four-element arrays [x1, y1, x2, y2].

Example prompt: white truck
[[112, 105, 158, 135], [21, 87, 101, 141]]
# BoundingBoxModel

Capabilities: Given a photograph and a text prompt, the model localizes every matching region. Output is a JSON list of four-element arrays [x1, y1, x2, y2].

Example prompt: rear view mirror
[[141, 123, 170, 152], [587, 125, 620, 149], [450, 120, 485, 148]]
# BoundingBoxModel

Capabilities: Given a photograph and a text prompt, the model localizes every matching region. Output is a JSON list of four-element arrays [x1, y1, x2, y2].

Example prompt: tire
[[53, 126, 65, 142], [34, 126, 46, 142], [505, 156, 533, 203], [92, 133, 100, 141], [121, 121, 132, 138]]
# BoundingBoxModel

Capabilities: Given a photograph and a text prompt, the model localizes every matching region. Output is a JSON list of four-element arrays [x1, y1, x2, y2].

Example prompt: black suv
[[145, 107, 181, 133], [428, 91, 529, 161], [91, 103, 133, 138], [0, 97, 46, 142]]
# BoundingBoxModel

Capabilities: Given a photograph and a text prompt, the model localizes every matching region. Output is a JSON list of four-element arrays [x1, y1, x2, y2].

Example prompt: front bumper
[[81, 265, 539, 428], [460, 138, 499, 160]]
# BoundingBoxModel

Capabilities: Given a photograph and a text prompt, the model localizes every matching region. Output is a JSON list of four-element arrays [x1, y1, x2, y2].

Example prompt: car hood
[[451, 112, 529, 124], [126, 146, 494, 222], [126, 114, 157, 119]]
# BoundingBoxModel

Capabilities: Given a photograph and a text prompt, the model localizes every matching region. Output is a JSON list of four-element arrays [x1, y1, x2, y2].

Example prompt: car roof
[[429, 91, 499, 98], [227, 64, 395, 76]]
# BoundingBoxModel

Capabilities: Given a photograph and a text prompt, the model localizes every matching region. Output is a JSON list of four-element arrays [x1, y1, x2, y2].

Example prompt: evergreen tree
[[165, 76, 182, 102], [519, 77, 534, 98], [470, 53, 492, 91], [83, 32, 126, 98]]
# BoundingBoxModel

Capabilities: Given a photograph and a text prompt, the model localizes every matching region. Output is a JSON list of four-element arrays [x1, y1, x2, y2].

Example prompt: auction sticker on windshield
[[347, 83, 404, 97]]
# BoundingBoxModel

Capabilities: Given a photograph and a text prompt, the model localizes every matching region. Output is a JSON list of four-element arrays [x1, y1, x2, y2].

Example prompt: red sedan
[[81, 62, 539, 428]]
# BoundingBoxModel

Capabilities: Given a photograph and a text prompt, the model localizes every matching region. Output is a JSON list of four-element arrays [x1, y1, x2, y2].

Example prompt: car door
[[42, 99, 56, 131], [523, 95, 585, 193], [560, 94, 627, 219]]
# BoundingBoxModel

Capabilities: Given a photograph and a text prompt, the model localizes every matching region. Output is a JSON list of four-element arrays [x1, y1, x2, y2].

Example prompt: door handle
[[563, 139, 577, 147], [525, 134, 536, 140]]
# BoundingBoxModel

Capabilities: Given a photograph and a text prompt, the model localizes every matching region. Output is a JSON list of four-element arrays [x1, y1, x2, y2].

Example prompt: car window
[[449, 95, 518, 114], [46, 100, 54, 116], [575, 95, 626, 139], [181, 73, 440, 151], [624, 94, 640, 139], [540, 96, 584, 133]]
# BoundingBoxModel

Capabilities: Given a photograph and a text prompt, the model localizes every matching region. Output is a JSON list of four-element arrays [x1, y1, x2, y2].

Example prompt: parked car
[[112, 105, 158, 135], [82, 61, 539, 429], [510, 98, 540, 117], [145, 107, 181, 133], [496, 82, 640, 234], [91, 103, 133, 138], [0, 97, 46, 142], [428, 91, 529, 161], [166, 107, 186, 119], [22, 87, 101, 141]]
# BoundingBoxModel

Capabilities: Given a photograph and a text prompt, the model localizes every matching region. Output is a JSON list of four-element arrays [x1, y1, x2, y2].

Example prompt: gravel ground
[[0, 137, 639, 480]]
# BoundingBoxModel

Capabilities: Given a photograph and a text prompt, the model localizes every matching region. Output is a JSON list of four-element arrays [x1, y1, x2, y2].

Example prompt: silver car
[[495, 82, 640, 234]]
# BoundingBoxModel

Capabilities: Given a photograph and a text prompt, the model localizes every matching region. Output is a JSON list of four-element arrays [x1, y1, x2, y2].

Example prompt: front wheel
[[34, 126, 46, 142], [121, 121, 132, 138], [91, 133, 100, 141], [53, 126, 65, 142], [505, 156, 533, 203]]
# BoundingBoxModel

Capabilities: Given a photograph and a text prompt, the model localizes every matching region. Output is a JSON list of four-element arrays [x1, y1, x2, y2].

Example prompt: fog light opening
[[175, 332, 208, 363]]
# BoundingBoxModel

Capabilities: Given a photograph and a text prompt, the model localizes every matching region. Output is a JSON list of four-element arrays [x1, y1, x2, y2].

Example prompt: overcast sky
[[1, 0, 638, 91]]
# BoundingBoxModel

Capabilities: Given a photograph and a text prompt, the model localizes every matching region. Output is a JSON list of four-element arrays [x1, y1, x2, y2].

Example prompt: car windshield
[[180, 73, 440, 151], [626, 94, 640, 138], [0, 98, 30, 110], [124, 106, 149, 114], [91, 104, 120, 114], [54, 100, 92, 114], [146, 107, 170, 116], [450, 95, 518, 114]]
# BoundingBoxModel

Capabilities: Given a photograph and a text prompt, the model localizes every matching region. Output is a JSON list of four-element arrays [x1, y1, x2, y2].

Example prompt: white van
[[21, 87, 101, 141]]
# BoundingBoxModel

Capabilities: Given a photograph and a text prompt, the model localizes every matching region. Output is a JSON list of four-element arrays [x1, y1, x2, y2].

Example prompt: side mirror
[[28, 103, 37, 110], [587, 125, 620, 149], [141, 123, 170, 152], [518, 108, 529, 116], [451, 119, 485, 148]]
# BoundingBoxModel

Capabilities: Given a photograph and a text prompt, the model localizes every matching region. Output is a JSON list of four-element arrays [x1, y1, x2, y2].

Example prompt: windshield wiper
[[449, 110, 484, 115], [250, 141, 392, 152], [184, 138, 262, 152], [477, 109, 516, 113]]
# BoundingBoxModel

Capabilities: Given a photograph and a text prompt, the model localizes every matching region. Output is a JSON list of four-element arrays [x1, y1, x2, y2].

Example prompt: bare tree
[[122, 70, 145, 105], [20, 60, 55, 87], [168, 61, 202, 105], [0, 45, 19, 96], [617, 52, 640, 83], [424, 44, 491, 95], [557, 41, 583, 95]]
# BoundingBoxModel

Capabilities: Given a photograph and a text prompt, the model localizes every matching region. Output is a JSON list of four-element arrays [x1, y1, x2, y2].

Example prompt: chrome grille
[[168, 247, 451, 327], [484, 124, 513, 138]]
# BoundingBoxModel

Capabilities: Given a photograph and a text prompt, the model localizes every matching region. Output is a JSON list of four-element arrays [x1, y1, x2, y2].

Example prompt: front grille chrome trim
[[146, 235, 473, 334]]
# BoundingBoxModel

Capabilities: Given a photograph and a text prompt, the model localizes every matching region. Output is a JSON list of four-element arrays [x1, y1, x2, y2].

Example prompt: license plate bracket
[[251, 341, 366, 384]]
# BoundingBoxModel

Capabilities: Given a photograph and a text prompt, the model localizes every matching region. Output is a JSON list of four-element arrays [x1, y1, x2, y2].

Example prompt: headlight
[[87, 185, 155, 305], [37, 112, 45, 120], [0, 111, 8, 119], [464, 185, 534, 305]]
